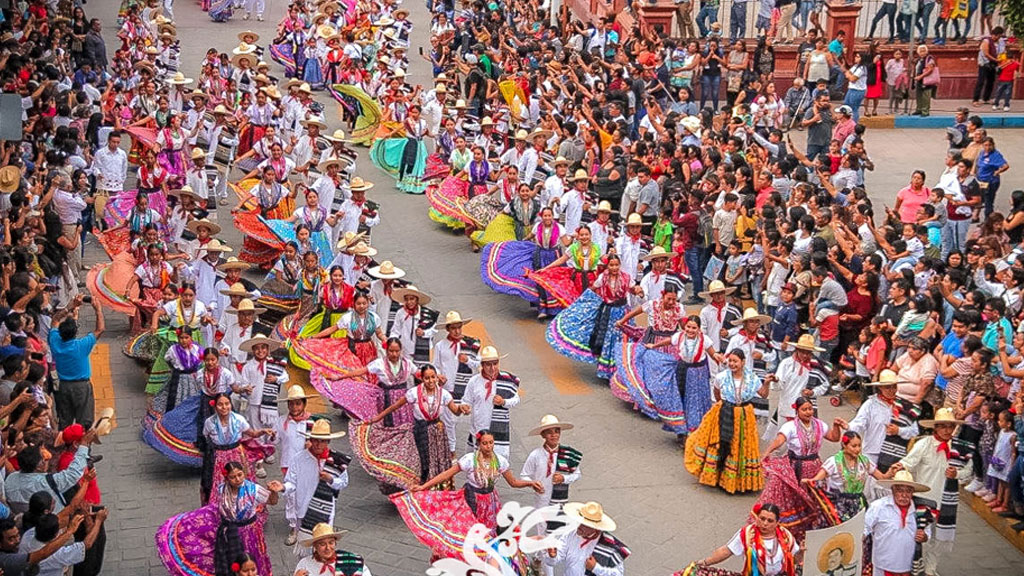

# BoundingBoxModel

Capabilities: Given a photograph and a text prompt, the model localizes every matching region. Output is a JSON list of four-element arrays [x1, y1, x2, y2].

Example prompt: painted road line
[[515, 318, 591, 396], [91, 343, 118, 430]]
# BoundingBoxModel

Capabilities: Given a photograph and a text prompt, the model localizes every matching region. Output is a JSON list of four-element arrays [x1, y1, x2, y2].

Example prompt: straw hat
[[697, 280, 736, 299], [225, 298, 267, 315], [239, 335, 283, 354], [317, 158, 345, 173], [200, 238, 233, 253], [168, 185, 202, 202], [303, 419, 347, 440], [878, 469, 929, 493], [568, 169, 590, 183], [218, 258, 252, 273], [260, 85, 282, 100], [816, 532, 855, 574], [377, 16, 395, 26], [254, 73, 272, 84], [479, 345, 507, 362], [231, 52, 257, 68], [792, 333, 825, 353], [335, 231, 367, 251], [349, 177, 374, 192], [144, 46, 160, 56], [299, 523, 348, 547], [346, 242, 378, 258], [301, 116, 328, 130], [93, 407, 115, 438], [437, 310, 472, 328], [189, 148, 207, 160], [528, 128, 553, 141], [188, 90, 209, 102], [596, 201, 613, 213], [320, 1, 340, 13], [0, 166, 21, 193], [298, 82, 314, 94], [625, 213, 643, 227], [368, 261, 406, 280], [324, 129, 348, 142], [731, 307, 772, 327], [317, 24, 337, 39], [394, 8, 409, 18], [133, 60, 155, 72], [551, 156, 570, 168], [256, 61, 271, 71], [451, 98, 468, 109], [166, 72, 193, 85], [186, 218, 222, 236], [213, 104, 231, 115], [237, 30, 260, 44], [232, 42, 257, 55], [681, 116, 702, 136], [642, 246, 677, 261], [278, 384, 316, 402], [563, 501, 616, 532], [529, 414, 574, 436], [480, 117, 494, 127], [863, 369, 910, 387], [285, 78, 303, 90], [218, 282, 253, 298], [434, 83, 448, 94], [513, 129, 529, 141], [919, 407, 966, 428], [391, 285, 432, 306]]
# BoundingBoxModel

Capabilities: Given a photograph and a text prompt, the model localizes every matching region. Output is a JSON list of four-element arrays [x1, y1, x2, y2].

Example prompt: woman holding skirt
[[156, 460, 283, 576], [802, 430, 891, 522], [481, 206, 563, 315], [371, 105, 430, 194], [289, 265, 354, 369], [201, 393, 275, 505], [390, 430, 543, 559], [547, 255, 631, 379], [756, 397, 843, 541], [615, 315, 723, 441], [616, 288, 686, 344], [464, 165, 518, 251], [308, 291, 386, 367], [684, 348, 768, 494], [527, 226, 603, 310], [334, 338, 416, 427], [351, 364, 470, 492]]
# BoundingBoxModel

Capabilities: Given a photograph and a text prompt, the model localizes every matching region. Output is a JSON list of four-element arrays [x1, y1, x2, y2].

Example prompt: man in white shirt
[[20, 511, 108, 576], [543, 501, 625, 576], [864, 471, 931, 576], [560, 170, 592, 236], [50, 173, 86, 284], [88, 131, 127, 228], [844, 371, 920, 466], [613, 214, 646, 281], [541, 157, 569, 210], [282, 420, 349, 546], [288, 117, 326, 181]]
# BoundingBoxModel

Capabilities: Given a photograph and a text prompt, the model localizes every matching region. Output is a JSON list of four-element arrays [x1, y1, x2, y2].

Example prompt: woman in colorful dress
[[802, 430, 891, 522], [547, 255, 631, 381], [390, 429, 543, 559], [289, 265, 354, 369], [470, 181, 538, 251], [481, 206, 564, 317], [149, 327, 203, 418], [233, 125, 280, 174], [616, 284, 686, 343], [332, 337, 416, 427], [307, 291, 385, 367], [464, 164, 516, 250], [144, 347, 237, 468], [372, 104, 431, 194], [692, 503, 798, 576], [201, 393, 275, 504], [685, 348, 768, 494], [351, 363, 471, 493], [152, 111, 190, 187], [756, 397, 843, 542], [156, 460, 284, 576], [256, 241, 302, 324], [147, 283, 213, 396], [615, 314, 723, 442], [527, 225, 603, 311], [131, 242, 176, 332], [137, 147, 170, 197]]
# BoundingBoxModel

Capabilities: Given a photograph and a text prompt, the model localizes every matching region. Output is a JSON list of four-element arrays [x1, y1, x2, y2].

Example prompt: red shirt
[[999, 61, 1020, 83]]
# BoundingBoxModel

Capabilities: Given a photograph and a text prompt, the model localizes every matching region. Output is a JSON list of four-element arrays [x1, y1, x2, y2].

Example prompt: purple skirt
[[155, 503, 271, 576], [480, 241, 558, 304]]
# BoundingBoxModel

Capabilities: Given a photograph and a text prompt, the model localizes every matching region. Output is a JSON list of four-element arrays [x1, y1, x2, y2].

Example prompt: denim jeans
[[945, 219, 970, 254], [896, 13, 914, 41], [844, 88, 866, 122], [994, 81, 1014, 107], [730, 2, 748, 41], [807, 144, 827, 161], [696, 5, 719, 37], [796, 0, 813, 31], [869, 2, 897, 39], [701, 74, 721, 110], [982, 178, 1000, 217], [685, 247, 704, 297], [916, 1, 935, 41], [974, 63, 997, 102], [963, 0, 977, 38]]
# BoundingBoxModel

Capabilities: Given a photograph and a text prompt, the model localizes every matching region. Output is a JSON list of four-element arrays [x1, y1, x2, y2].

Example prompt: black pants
[[73, 523, 106, 576], [869, 3, 897, 39], [973, 64, 997, 102], [56, 379, 95, 429]]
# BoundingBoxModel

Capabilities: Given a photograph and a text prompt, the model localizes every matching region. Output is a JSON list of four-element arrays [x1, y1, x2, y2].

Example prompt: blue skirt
[[142, 393, 203, 467], [480, 241, 558, 304], [546, 290, 626, 379], [303, 58, 324, 88], [612, 343, 712, 434]]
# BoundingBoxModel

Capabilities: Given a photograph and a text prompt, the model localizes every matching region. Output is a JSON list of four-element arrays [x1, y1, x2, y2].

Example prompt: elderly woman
[[893, 337, 941, 412], [912, 45, 938, 117]]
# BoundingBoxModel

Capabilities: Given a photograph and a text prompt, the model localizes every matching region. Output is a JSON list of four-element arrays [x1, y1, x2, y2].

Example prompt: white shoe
[[264, 453, 275, 464], [1005, 106, 1011, 111], [257, 14, 263, 21], [255, 462, 267, 478], [285, 531, 297, 546], [975, 488, 992, 498], [965, 479, 983, 493], [243, 12, 250, 19], [982, 492, 998, 502]]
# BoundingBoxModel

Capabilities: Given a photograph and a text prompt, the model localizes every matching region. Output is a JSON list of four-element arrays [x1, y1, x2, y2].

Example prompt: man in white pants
[[243, 0, 265, 21]]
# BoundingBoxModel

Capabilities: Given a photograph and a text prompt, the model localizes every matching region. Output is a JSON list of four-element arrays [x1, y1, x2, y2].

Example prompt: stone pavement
[[82, 0, 1024, 574]]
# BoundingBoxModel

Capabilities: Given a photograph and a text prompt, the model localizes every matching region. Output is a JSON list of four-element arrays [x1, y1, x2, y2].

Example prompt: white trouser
[[244, 0, 264, 15], [163, 0, 174, 20], [441, 407, 459, 453]]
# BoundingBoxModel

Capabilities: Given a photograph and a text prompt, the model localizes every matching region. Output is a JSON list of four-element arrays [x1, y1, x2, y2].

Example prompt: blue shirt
[[934, 332, 964, 390], [771, 302, 799, 343], [977, 149, 1006, 183], [47, 330, 96, 381]]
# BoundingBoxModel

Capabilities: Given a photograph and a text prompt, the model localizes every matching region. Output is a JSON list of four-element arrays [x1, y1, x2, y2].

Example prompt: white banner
[[803, 510, 865, 576]]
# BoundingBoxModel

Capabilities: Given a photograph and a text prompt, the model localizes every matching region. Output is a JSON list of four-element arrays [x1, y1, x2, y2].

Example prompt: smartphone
[[419, 46, 424, 56]]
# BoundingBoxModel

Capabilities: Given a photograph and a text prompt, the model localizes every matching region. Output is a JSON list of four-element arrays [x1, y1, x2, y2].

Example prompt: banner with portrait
[[803, 510, 865, 576]]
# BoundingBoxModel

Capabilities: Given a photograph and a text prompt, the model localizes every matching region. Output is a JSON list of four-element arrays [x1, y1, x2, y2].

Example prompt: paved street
[[82, 1, 1024, 574]]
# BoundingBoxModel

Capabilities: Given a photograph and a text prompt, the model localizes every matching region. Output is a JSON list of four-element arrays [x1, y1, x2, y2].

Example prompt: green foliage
[[998, 0, 1024, 37]]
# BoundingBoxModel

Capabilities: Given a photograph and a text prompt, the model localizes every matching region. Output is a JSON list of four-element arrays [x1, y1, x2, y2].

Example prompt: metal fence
[[670, 0, 1006, 42]]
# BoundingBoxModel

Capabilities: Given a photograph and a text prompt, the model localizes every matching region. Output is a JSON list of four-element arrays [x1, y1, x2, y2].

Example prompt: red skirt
[[390, 487, 500, 559], [349, 339, 379, 367], [528, 267, 597, 308], [237, 125, 267, 158]]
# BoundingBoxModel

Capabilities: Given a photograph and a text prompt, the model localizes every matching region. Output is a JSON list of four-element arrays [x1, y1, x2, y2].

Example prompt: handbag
[[922, 57, 940, 87]]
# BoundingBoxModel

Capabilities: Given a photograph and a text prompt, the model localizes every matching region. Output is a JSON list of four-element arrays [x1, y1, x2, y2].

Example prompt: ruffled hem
[[309, 369, 380, 422], [389, 489, 499, 559]]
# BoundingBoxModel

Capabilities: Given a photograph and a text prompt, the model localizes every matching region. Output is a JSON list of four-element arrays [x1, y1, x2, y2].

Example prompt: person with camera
[[47, 294, 104, 430]]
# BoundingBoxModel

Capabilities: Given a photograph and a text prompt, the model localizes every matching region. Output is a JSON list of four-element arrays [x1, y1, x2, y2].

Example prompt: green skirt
[[471, 214, 517, 249], [371, 137, 428, 194], [145, 326, 203, 395], [288, 310, 346, 370]]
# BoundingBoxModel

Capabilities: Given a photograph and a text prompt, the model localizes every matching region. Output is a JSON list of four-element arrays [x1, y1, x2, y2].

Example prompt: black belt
[[463, 483, 494, 516]]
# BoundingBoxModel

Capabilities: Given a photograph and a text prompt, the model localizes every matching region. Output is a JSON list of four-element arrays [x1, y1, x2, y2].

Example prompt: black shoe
[[1012, 521, 1024, 531], [998, 509, 1023, 519], [911, 111, 923, 116], [81, 294, 93, 304]]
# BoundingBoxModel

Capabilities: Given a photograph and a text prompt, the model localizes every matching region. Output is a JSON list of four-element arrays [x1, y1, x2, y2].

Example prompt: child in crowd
[[982, 408, 1016, 513]]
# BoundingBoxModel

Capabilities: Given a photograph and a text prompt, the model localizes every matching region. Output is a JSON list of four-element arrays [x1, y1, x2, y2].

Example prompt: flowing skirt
[[309, 369, 380, 422], [465, 194, 505, 230], [104, 189, 169, 230], [370, 137, 427, 194], [287, 314, 348, 370], [754, 455, 823, 542], [423, 153, 451, 182], [329, 84, 383, 146], [143, 394, 204, 467], [390, 487, 500, 559], [426, 177, 471, 231], [480, 241, 559, 305], [157, 149, 188, 188], [611, 342, 713, 434], [123, 329, 162, 363], [208, 0, 233, 23], [263, 219, 334, 268], [349, 420, 449, 491], [684, 402, 764, 494], [147, 326, 204, 395], [546, 290, 626, 379], [155, 504, 270, 576], [303, 57, 324, 89], [269, 43, 296, 76], [256, 278, 300, 316], [528, 266, 596, 309], [470, 213, 516, 249], [86, 252, 141, 317]]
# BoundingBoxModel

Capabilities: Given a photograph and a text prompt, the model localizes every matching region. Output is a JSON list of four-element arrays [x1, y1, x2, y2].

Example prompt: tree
[[997, 0, 1024, 37]]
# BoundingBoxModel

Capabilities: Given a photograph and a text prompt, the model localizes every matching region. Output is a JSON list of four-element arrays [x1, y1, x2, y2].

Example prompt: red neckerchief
[[416, 384, 443, 420], [258, 359, 266, 374], [483, 376, 496, 398], [383, 282, 393, 297], [740, 328, 760, 344], [239, 325, 249, 337], [897, 503, 910, 527], [795, 356, 812, 376], [204, 368, 220, 394], [711, 300, 727, 323], [545, 444, 558, 477], [448, 335, 461, 351], [935, 437, 951, 459], [580, 534, 599, 549], [628, 232, 641, 244], [284, 411, 310, 430], [317, 553, 337, 574]]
